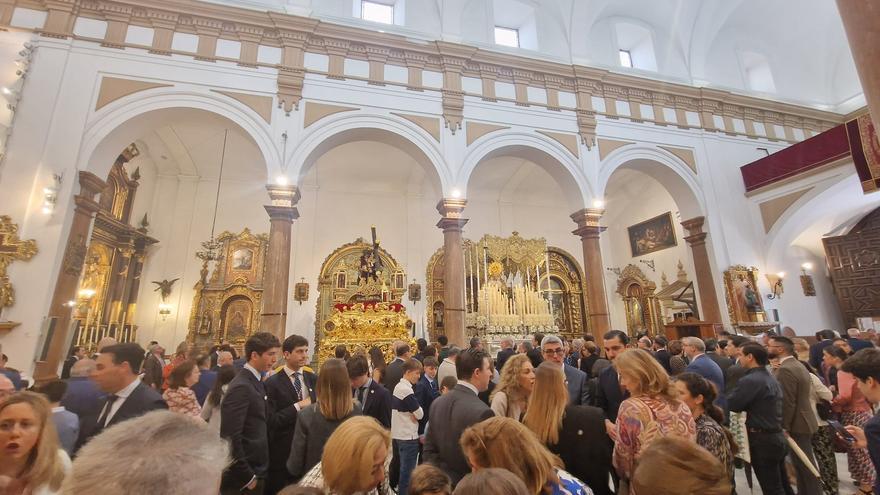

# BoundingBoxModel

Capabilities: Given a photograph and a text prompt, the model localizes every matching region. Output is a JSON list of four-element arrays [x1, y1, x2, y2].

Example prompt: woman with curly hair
[[490, 354, 534, 420]]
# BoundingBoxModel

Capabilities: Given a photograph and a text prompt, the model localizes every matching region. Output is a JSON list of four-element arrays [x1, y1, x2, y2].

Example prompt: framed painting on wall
[[628, 212, 677, 257]]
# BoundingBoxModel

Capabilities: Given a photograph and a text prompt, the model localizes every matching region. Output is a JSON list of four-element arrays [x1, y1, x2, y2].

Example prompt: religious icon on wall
[[222, 297, 252, 340], [723, 266, 767, 323], [232, 248, 253, 270], [395, 272, 406, 290], [627, 212, 677, 257]]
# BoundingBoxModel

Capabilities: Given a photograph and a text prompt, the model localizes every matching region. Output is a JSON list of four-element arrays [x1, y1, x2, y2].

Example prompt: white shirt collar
[[284, 365, 302, 377], [115, 377, 141, 398], [243, 363, 261, 382], [458, 381, 479, 395], [362, 377, 373, 389], [51, 406, 66, 413]]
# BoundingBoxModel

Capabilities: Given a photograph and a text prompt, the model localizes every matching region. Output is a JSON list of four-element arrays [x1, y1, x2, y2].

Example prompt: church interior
[[0, 0, 877, 382]]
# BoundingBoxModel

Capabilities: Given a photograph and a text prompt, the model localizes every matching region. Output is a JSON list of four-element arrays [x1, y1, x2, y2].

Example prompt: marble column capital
[[78, 171, 107, 200], [571, 207, 606, 239], [681, 216, 708, 246], [264, 205, 299, 222], [266, 184, 301, 208], [436, 197, 467, 218]]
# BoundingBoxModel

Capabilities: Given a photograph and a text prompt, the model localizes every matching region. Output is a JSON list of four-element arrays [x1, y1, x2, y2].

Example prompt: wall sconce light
[[294, 278, 309, 305], [766, 272, 785, 300], [158, 303, 172, 320], [41, 174, 61, 215], [800, 263, 816, 297]]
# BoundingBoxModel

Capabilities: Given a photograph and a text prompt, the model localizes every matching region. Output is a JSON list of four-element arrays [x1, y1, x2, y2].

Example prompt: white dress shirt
[[284, 365, 310, 410], [99, 377, 140, 426]]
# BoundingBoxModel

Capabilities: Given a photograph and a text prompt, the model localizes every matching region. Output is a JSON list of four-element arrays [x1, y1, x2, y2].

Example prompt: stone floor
[[732, 453, 863, 494]]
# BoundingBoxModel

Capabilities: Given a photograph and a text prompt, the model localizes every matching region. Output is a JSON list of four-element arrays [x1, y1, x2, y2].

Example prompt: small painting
[[628, 212, 677, 257], [336, 272, 347, 289], [232, 248, 253, 270], [724, 266, 766, 323]]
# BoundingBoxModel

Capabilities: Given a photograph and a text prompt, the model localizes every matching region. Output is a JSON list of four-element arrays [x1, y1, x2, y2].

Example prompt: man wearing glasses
[[541, 335, 589, 406]]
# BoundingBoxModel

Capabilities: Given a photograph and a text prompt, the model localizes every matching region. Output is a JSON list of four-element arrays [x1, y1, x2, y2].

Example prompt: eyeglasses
[[543, 348, 565, 356]]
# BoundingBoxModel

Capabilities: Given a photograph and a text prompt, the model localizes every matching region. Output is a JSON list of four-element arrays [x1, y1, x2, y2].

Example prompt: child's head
[[407, 464, 451, 495], [403, 358, 424, 385], [440, 375, 457, 394], [423, 357, 439, 380]]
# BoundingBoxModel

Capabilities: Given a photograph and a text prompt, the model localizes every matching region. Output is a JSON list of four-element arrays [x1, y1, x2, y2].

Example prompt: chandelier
[[195, 130, 229, 264]]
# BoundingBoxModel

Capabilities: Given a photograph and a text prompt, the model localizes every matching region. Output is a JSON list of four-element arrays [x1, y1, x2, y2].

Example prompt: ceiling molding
[[303, 102, 359, 128], [759, 187, 814, 234], [466, 122, 509, 146], [96, 77, 172, 111]]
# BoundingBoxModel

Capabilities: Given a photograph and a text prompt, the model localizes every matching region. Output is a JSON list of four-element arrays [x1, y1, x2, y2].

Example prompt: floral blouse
[[548, 469, 593, 495], [613, 396, 696, 480], [695, 414, 734, 481], [163, 387, 202, 417]]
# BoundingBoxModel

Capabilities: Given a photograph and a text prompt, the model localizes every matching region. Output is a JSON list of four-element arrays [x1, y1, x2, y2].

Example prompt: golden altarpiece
[[72, 145, 157, 351], [187, 229, 268, 351], [314, 237, 413, 365], [615, 264, 663, 336], [427, 233, 588, 345]]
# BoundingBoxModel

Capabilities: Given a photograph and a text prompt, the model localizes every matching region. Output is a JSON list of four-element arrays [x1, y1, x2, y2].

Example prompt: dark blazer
[[774, 357, 819, 435], [191, 369, 217, 406], [850, 338, 874, 352], [382, 358, 406, 392], [287, 404, 362, 481], [220, 368, 271, 491], [141, 353, 164, 390], [725, 363, 748, 394], [580, 354, 601, 378], [414, 374, 440, 435], [265, 368, 318, 487], [423, 384, 495, 486], [60, 356, 78, 380], [75, 381, 166, 451], [809, 340, 833, 371], [685, 354, 727, 411], [594, 365, 627, 422], [654, 349, 672, 374], [526, 348, 544, 368], [495, 348, 515, 372], [564, 364, 590, 406], [360, 378, 392, 428], [706, 351, 735, 374], [61, 377, 105, 418], [550, 405, 614, 495]]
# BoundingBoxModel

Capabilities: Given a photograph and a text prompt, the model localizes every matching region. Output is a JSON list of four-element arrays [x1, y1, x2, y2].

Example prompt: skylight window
[[361, 1, 394, 24], [494, 26, 520, 48], [619, 50, 633, 68]]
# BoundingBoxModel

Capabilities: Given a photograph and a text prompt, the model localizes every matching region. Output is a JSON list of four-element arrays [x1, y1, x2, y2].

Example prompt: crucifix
[[0, 216, 38, 322]]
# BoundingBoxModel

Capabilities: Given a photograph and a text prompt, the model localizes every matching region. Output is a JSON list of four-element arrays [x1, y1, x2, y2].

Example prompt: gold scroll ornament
[[0, 216, 38, 329]]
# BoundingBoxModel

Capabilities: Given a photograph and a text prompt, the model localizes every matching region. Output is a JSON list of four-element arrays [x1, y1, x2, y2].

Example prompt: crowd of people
[[2, 326, 880, 495]]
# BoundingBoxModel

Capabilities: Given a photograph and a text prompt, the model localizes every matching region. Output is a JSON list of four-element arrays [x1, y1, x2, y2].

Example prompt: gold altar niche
[[187, 228, 268, 351], [72, 146, 158, 351], [315, 237, 412, 365], [615, 264, 663, 336], [426, 232, 588, 343]]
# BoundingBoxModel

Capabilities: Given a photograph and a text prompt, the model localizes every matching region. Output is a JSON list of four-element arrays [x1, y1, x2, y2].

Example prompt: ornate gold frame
[[723, 265, 770, 329], [615, 264, 663, 336], [0, 215, 37, 325]]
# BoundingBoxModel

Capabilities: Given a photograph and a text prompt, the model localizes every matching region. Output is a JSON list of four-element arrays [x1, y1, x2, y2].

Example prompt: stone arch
[[599, 145, 704, 219], [288, 112, 450, 195], [79, 88, 279, 181], [460, 130, 591, 209]]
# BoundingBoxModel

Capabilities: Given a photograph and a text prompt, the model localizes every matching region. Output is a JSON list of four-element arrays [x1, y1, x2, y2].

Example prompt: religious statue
[[357, 226, 384, 284]]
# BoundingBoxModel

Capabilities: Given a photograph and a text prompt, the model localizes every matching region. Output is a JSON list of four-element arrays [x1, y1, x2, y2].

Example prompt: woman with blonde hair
[[490, 354, 534, 420], [630, 436, 731, 495], [524, 362, 613, 495], [0, 392, 69, 495], [287, 359, 362, 481], [296, 416, 390, 495], [460, 416, 591, 494], [611, 349, 695, 489]]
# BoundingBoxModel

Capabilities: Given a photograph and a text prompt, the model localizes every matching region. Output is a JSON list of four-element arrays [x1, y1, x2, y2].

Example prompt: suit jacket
[[526, 348, 543, 368], [654, 349, 672, 374], [850, 338, 874, 352], [52, 408, 80, 456], [287, 404, 362, 481], [564, 364, 589, 406], [686, 354, 727, 411], [61, 356, 78, 380], [550, 405, 613, 495], [594, 365, 627, 422], [423, 384, 494, 486], [495, 348, 515, 372], [141, 354, 164, 390], [725, 363, 748, 394], [220, 368, 271, 490], [809, 340, 833, 371], [265, 368, 318, 478], [414, 375, 440, 434], [774, 357, 819, 435], [61, 377, 105, 418], [383, 358, 406, 392], [191, 369, 217, 406], [75, 381, 166, 451], [706, 352, 735, 374], [360, 378, 392, 428]]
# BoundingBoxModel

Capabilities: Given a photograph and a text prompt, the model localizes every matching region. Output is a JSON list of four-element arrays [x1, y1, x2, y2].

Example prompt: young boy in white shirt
[[392, 358, 424, 495]]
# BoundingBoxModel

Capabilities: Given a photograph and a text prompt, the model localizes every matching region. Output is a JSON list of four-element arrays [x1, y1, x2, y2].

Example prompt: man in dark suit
[[75, 343, 166, 452], [594, 330, 629, 422], [141, 344, 165, 390], [768, 336, 822, 495], [61, 358, 104, 418], [682, 337, 727, 412], [61, 346, 86, 380], [704, 339, 735, 374], [526, 333, 544, 368], [264, 334, 316, 495], [348, 354, 391, 428], [809, 329, 836, 370], [541, 335, 589, 405], [495, 337, 515, 373], [383, 342, 411, 392], [221, 332, 282, 495], [191, 354, 217, 406], [424, 348, 494, 486], [652, 335, 672, 373], [414, 338, 428, 363], [724, 335, 751, 394]]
